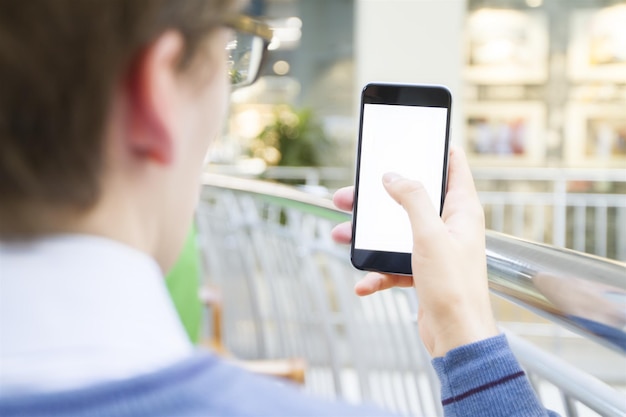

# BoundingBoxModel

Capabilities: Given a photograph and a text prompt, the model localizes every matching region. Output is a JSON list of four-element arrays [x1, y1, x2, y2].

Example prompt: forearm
[[432, 334, 559, 417]]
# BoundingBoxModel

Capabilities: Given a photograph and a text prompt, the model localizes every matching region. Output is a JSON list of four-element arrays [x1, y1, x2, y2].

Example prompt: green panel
[[165, 227, 202, 344], [261, 195, 351, 222]]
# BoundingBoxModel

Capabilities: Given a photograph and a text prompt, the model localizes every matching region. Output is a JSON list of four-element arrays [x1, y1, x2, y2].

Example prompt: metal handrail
[[205, 165, 626, 262], [207, 165, 626, 183], [486, 231, 626, 355], [203, 173, 626, 354], [472, 167, 626, 182], [200, 173, 626, 416]]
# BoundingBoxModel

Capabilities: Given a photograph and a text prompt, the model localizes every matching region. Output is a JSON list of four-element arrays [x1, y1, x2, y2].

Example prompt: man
[[0, 0, 555, 415]]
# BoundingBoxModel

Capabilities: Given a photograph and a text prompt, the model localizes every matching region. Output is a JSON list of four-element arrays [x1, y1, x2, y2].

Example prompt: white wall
[[355, 0, 466, 145]]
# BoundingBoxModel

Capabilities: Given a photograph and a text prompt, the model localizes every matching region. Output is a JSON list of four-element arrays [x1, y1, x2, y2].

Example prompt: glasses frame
[[224, 15, 272, 88]]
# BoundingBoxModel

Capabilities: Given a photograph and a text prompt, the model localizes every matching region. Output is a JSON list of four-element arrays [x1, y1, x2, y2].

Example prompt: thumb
[[382, 173, 445, 247]]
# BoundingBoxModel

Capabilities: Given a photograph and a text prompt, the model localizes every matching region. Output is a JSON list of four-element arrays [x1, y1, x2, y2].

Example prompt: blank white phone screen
[[354, 103, 448, 253]]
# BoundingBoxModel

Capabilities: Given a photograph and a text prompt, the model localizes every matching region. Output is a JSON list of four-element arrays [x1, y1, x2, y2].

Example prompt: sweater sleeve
[[432, 334, 560, 417]]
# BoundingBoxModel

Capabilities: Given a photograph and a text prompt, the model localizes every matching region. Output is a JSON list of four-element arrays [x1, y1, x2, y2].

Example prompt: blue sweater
[[0, 335, 556, 417]]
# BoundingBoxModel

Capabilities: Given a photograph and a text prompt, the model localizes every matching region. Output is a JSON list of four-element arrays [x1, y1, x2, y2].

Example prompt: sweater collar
[[0, 234, 193, 395]]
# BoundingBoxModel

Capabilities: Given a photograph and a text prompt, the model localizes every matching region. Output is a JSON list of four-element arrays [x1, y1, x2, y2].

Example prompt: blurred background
[[194, 1, 625, 414], [208, 0, 626, 262]]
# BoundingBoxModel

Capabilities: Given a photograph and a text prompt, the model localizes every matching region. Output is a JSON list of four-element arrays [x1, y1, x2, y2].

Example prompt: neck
[[0, 192, 163, 272], [74, 191, 163, 268]]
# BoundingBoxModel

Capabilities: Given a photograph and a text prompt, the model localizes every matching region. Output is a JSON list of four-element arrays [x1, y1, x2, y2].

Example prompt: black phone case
[[350, 83, 452, 275]]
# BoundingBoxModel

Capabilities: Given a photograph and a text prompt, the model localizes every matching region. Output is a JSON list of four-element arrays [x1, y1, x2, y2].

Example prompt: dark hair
[[0, 0, 241, 235]]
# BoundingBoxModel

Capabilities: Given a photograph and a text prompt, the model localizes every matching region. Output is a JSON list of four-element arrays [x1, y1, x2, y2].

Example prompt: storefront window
[[463, 0, 626, 169]]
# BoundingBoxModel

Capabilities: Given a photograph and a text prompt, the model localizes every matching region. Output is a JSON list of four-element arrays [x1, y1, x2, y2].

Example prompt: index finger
[[441, 146, 484, 224], [446, 146, 478, 200]]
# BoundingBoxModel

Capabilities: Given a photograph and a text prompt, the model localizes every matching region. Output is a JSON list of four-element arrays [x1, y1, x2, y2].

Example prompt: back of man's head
[[0, 0, 239, 238]]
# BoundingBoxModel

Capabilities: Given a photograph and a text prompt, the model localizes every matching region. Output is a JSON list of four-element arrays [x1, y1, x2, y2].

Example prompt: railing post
[[595, 202, 608, 258], [561, 392, 579, 417], [553, 176, 567, 248], [305, 168, 320, 187], [618, 207, 626, 261]]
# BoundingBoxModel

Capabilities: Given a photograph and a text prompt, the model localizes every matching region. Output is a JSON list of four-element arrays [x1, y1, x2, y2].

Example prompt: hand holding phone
[[333, 147, 499, 357], [351, 83, 452, 275]]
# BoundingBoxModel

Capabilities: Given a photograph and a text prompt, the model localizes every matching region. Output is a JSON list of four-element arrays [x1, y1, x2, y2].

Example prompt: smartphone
[[350, 83, 452, 275]]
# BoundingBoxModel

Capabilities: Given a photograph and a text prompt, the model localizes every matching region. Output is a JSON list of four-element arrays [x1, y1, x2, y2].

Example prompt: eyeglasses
[[224, 15, 272, 88]]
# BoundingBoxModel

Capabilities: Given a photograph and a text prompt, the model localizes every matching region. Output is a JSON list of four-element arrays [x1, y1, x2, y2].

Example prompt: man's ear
[[124, 31, 185, 165]]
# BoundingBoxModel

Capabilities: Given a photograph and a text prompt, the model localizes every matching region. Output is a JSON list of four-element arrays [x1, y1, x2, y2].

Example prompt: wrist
[[430, 313, 499, 358]]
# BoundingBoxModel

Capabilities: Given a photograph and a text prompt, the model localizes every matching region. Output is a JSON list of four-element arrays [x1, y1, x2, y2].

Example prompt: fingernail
[[382, 172, 402, 184]]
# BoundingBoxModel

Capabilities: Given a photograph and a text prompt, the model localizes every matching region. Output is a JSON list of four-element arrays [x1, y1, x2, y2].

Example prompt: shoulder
[[0, 351, 393, 417], [181, 353, 393, 416]]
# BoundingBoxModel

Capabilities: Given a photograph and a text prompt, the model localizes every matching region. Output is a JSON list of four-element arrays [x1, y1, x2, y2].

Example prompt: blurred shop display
[[203, 0, 626, 262], [215, 0, 625, 175], [464, 0, 626, 263], [567, 6, 626, 82], [464, 9, 549, 84], [564, 103, 626, 168], [464, 0, 626, 169], [465, 101, 546, 166]]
